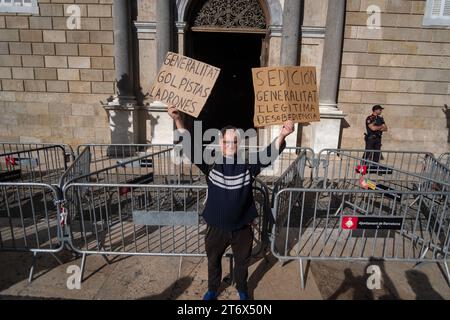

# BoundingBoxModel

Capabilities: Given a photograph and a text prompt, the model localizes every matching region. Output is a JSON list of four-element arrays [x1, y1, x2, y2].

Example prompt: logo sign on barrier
[[4, 156, 38, 167], [252, 66, 320, 127], [342, 216, 403, 230], [150, 52, 221, 118]]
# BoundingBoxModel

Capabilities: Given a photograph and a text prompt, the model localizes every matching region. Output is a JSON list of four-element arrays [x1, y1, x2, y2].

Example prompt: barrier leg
[[413, 248, 430, 269], [178, 256, 183, 279], [28, 251, 64, 283], [443, 261, 450, 287], [299, 259, 305, 290], [101, 255, 111, 265], [279, 258, 287, 266], [50, 252, 63, 265], [28, 252, 37, 283], [408, 196, 421, 209], [80, 253, 87, 283], [334, 201, 344, 217]]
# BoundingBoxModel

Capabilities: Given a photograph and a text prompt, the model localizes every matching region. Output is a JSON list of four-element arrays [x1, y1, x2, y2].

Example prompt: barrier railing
[[0, 182, 64, 281], [271, 188, 450, 289], [438, 153, 450, 167], [2, 141, 447, 289], [1, 143, 73, 185]]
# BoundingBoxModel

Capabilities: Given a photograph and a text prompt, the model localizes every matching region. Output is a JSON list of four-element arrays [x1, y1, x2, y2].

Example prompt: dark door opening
[[187, 32, 264, 133]]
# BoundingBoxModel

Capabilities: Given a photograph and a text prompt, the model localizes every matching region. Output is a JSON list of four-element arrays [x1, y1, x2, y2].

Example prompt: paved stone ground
[[0, 251, 449, 300]]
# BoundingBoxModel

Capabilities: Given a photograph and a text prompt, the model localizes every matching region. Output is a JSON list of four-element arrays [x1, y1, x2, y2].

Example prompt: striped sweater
[[190, 139, 285, 231]]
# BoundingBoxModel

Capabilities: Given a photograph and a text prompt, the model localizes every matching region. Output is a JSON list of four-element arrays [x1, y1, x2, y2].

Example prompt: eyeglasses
[[222, 140, 237, 146]]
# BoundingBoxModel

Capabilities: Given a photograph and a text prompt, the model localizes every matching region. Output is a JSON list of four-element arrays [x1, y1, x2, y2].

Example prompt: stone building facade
[[0, 0, 449, 154], [0, 0, 115, 146], [340, 0, 450, 153]]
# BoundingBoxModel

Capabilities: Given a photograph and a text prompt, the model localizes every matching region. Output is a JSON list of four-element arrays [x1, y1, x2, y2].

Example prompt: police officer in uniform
[[364, 105, 388, 163]]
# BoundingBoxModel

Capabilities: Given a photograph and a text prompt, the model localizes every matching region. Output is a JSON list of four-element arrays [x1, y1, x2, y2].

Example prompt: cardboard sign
[[150, 52, 220, 118], [252, 66, 320, 127]]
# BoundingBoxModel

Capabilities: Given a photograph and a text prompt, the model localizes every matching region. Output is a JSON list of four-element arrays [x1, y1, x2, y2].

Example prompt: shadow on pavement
[[405, 269, 443, 300], [321, 259, 399, 300], [0, 250, 75, 293], [247, 254, 278, 300], [138, 276, 193, 300]]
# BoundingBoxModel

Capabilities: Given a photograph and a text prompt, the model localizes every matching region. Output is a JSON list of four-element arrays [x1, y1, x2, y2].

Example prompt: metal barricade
[[271, 188, 450, 289], [317, 149, 433, 182], [0, 142, 73, 185], [77, 143, 313, 192], [59, 146, 92, 187], [0, 142, 75, 281], [439, 153, 450, 167], [317, 149, 434, 175], [419, 154, 450, 192], [76, 143, 176, 172], [316, 149, 449, 192], [260, 147, 315, 192], [75, 144, 199, 186], [0, 182, 64, 281], [63, 144, 272, 281], [271, 148, 315, 195]]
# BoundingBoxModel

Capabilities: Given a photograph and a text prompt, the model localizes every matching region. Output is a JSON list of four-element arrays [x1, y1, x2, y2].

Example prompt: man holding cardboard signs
[[153, 53, 310, 300], [168, 104, 294, 300]]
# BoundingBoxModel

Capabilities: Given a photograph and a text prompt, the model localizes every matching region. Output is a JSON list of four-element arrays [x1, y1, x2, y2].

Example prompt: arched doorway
[[182, 0, 269, 133]]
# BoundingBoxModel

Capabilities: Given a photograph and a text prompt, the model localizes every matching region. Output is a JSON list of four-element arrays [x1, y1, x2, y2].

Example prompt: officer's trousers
[[364, 135, 382, 163]]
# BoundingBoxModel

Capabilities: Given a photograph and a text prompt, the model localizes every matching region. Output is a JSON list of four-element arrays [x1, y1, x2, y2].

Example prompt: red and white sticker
[[356, 165, 367, 175], [5, 156, 16, 166], [119, 187, 130, 195], [342, 216, 358, 230], [60, 207, 68, 227]]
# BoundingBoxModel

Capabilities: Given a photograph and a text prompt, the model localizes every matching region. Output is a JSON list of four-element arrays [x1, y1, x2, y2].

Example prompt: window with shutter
[[0, 0, 38, 14], [423, 0, 450, 26]]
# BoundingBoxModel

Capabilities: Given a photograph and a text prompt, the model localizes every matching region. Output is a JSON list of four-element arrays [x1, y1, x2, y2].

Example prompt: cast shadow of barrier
[[326, 259, 400, 300], [0, 250, 75, 293], [405, 269, 444, 300], [138, 276, 193, 300], [247, 253, 283, 300]]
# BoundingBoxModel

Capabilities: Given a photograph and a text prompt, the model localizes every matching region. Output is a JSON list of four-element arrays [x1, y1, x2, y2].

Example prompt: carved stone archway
[[176, 0, 282, 26], [191, 0, 267, 32], [175, 0, 283, 58], [172, 0, 284, 145]]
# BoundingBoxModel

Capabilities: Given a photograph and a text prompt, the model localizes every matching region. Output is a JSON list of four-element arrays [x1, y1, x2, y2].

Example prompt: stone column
[[275, 0, 303, 147], [176, 21, 187, 55], [280, 0, 302, 66], [311, 0, 346, 153], [319, 0, 346, 110], [103, 0, 138, 148], [146, 0, 174, 144], [156, 0, 171, 68]]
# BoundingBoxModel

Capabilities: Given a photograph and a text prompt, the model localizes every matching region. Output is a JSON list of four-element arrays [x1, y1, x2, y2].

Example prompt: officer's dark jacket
[[365, 114, 385, 137]]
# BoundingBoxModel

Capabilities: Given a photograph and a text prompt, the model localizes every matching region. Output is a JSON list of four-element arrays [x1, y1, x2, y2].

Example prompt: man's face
[[220, 129, 238, 156], [374, 109, 382, 116]]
